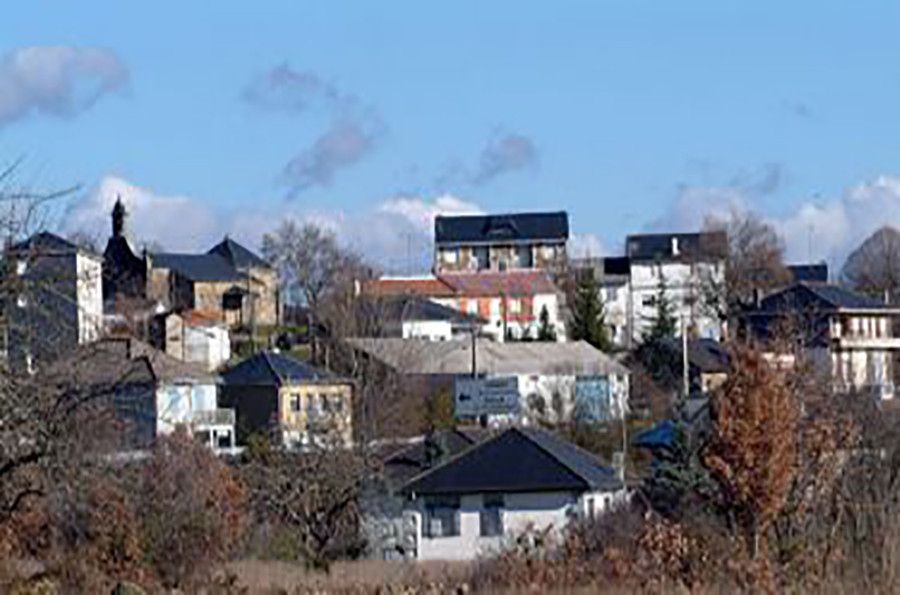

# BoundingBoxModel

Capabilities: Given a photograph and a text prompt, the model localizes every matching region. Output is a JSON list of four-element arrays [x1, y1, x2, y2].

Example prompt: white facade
[[433, 292, 564, 342], [162, 313, 231, 371], [155, 381, 236, 452], [599, 278, 631, 349], [828, 312, 899, 399], [455, 372, 629, 426], [402, 319, 454, 341], [408, 489, 622, 561], [630, 260, 723, 342], [75, 253, 103, 345]]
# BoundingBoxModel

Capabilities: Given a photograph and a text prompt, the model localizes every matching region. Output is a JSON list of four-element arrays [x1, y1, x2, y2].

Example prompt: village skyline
[[3, 2, 900, 271]]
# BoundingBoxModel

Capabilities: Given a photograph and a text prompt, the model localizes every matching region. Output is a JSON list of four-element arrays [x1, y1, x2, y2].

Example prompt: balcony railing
[[191, 408, 235, 427], [832, 381, 895, 399], [834, 335, 900, 350]]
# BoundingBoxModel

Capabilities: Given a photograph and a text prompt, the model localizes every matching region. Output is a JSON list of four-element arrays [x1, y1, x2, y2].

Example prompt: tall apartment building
[[433, 212, 569, 274], [626, 231, 727, 342], [6, 232, 103, 372]]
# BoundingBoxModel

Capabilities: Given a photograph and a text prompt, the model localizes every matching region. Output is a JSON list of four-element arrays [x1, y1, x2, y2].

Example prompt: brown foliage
[[705, 347, 798, 560], [137, 429, 247, 588]]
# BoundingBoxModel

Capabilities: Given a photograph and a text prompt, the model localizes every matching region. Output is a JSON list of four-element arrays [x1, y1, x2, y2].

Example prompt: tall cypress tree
[[570, 272, 611, 351]]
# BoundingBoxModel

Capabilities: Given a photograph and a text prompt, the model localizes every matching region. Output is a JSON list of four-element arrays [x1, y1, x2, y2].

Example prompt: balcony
[[832, 381, 895, 400], [191, 408, 235, 428], [833, 336, 900, 351]]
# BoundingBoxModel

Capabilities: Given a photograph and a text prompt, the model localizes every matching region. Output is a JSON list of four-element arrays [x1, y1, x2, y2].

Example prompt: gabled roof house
[[401, 426, 624, 560]]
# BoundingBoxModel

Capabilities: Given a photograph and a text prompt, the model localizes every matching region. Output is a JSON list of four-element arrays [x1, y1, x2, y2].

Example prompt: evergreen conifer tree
[[537, 305, 557, 341], [570, 272, 611, 350]]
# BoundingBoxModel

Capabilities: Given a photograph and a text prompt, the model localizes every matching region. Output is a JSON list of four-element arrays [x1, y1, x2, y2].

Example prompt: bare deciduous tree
[[262, 221, 366, 362], [702, 210, 791, 324], [842, 225, 900, 304], [240, 436, 371, 571]]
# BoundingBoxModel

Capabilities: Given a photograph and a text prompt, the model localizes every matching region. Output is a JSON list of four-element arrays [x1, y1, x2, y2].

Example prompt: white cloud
[[568, 233, 605, 259], [649, 184, 749, 232], [774, 176, 900, 266], [65, 176, 223, 252], [0, 46, 128, 127], [648, 173, 900, 269], [65, 175, 482, 272], [377, 194, 482, 232]]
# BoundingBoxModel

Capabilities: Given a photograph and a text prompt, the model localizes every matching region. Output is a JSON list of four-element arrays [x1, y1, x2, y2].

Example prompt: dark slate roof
[[208, 237, 270, 269], [10, 231, 80, 255], [49, 337, 215, 388], [403, 426, 622, 495], [377, 296, 484, 325], [603, 256, 631, 276], [625, 231, 727, 262], [150, 252, 242, 282], [381, 428, 490, 487], [758, 283, 890, 313], [221, 351, 342, 386], [659, 338, 730, 375], [434, 211, 569, 244], [788, 263, 828, 283]]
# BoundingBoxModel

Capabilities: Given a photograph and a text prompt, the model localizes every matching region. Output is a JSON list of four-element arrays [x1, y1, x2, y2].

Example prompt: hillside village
[[5, 190, 900, 591]]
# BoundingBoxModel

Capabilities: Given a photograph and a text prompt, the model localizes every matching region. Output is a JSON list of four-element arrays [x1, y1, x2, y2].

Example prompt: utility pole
[[681, 314, 689, 398], [470, 327, 477, 377]]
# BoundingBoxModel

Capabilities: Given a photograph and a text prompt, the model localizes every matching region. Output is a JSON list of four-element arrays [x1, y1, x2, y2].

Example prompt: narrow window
[[480, 494, 504, 536], [424, 496, 460, 538]]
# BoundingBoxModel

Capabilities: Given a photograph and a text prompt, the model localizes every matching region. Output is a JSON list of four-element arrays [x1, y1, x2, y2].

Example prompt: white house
[[571, 256, 633, 349], [363, 271, 565, 342], [6, 232, 103, 372], [57, 337, 236, 453], [625, 231, 727, 342], [153, 310, 232, 370], [373, 295, 484, 342], [433, 211, 569, 274], [402, 426, 625, 561], [741, 283, 900, 400], [345, 338, 630, 424]]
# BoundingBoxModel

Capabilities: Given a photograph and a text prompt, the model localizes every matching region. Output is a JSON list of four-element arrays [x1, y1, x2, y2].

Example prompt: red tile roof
[[363, 277, 456, 298], [439, 271, 558, 297], [182, 309, 227, 327]]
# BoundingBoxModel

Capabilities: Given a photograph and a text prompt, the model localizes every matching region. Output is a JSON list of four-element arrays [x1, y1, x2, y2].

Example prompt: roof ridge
[[401, 428, 502, 492], [259, 350, 283, 385], [517, 426, 610, 484]]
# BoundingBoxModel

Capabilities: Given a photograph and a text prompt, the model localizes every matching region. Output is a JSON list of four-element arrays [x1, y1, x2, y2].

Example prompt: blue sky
[[3, 1, 900, 272]]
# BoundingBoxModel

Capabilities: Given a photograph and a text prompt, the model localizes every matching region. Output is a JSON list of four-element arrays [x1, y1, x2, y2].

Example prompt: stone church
[[102, 198, 280, 328]]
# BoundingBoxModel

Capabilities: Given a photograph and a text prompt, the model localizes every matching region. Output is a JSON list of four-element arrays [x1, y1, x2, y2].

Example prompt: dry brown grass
[[227, 558, 473, 594]]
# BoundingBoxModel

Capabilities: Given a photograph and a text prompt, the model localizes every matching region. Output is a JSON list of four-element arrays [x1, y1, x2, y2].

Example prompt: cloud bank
[[650, 171, 900, 268], [0, 46, 128, 128], [65, 175, 482, 272]]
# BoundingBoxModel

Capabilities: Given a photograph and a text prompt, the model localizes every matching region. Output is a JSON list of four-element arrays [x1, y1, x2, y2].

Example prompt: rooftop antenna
[[808, 192, 821, 263]]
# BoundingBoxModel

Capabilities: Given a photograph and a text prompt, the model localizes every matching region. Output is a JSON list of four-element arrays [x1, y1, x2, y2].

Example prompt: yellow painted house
[[220, 350, 353, 447]]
